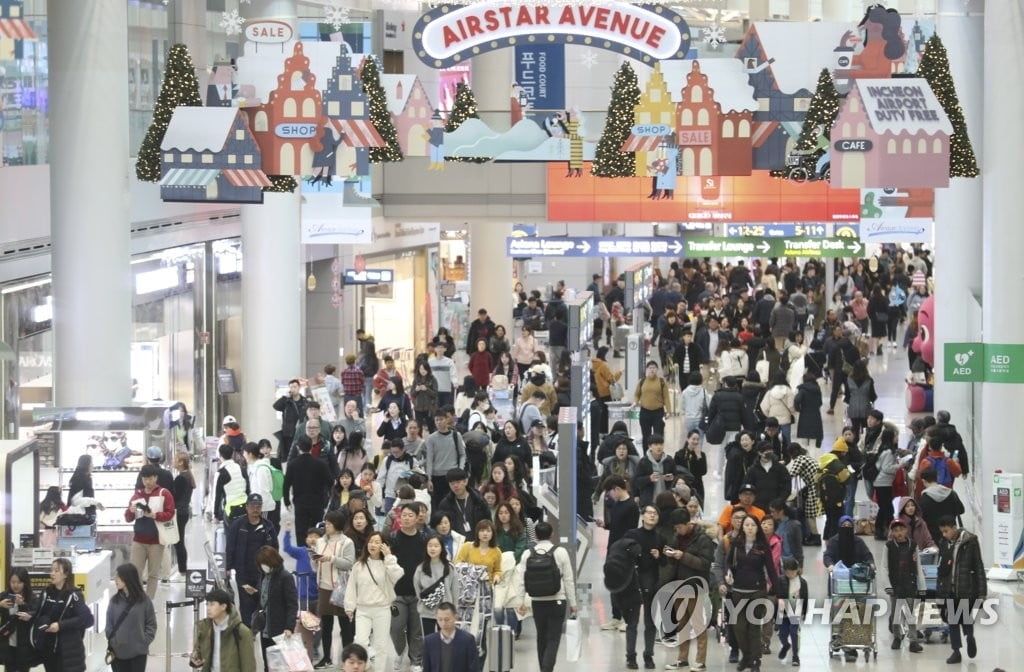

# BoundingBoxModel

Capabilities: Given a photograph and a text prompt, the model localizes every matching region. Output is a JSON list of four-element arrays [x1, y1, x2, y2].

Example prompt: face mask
[[260, 564, 271, 573]]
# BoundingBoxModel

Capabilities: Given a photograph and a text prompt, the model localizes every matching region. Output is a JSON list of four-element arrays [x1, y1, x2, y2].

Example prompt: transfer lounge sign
[[412, 2, 691, 68]]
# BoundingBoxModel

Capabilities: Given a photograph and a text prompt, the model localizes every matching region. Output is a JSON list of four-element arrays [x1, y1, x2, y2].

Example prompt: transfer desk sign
[[684, 236, 863, 258], [412, 3, 691, 68]]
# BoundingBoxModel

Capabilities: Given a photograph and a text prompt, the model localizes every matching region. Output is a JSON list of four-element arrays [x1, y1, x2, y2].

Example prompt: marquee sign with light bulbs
[[411, 2, 691, 68]]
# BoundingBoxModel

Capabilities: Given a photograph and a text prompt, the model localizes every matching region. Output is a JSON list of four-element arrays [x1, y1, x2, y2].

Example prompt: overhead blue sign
[[344, 269, 394, 284], [725, 223, 828, 238], [507, 237, 683, 258], [514, 44, 565, 111]]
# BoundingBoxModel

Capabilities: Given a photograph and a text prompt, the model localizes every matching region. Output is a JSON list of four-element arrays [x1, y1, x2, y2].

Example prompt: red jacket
[[125, 486, 176, 544], [469, 351, 493, 388]]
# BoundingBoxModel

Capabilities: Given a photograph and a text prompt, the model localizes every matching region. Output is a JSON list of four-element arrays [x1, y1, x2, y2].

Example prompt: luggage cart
[[918, 551, 949, 643], [829, 574, 877, 661]]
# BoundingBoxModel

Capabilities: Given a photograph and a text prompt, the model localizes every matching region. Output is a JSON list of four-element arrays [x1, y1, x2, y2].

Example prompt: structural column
[[168, 0, 208, 67], [49, 0, 131, 407], [820, 0, 855, 23], [471, 49, 514, 132], [469, 223, 514, 341], [239, 0, 303, 442], [933, 0, 983, 428], [980, 0, 1024, 545]]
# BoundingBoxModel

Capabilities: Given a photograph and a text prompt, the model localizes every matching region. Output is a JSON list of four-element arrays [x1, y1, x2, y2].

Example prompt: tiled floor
[[149, 341, 1021, 672]]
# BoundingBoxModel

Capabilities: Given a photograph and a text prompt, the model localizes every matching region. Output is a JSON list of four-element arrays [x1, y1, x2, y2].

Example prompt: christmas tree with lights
[[136, 44, 203, 182], [794, 69, 840, 153], [593, 62, 641, 178], [917, 34, 979, 177], [360, 56, 403, 163], [445, 82, 488, 163]]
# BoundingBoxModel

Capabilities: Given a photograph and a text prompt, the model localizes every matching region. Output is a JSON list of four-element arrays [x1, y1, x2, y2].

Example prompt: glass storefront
[[0, 238, 244, 439]]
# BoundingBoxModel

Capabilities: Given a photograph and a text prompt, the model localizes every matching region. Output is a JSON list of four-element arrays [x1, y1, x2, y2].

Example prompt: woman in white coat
[[759, 371, 796, 443], [784, 330, 808, 390], [343, 532, 404, 672]]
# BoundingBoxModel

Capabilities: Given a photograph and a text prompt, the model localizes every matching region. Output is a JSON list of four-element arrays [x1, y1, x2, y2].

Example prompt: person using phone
[[343, 533, 404, 672], [0, 568, 38, 672], [32, 558, 94, 672], [124, 464, 176, 599], [190, 588, 256, 672]]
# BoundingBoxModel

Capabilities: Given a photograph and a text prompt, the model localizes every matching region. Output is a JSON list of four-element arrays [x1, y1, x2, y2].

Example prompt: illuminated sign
[[506, 237, 683, 258], [275, 123, 319, 138], [344, 269, 394, 284], [245, 20, 294, 44], [412, 2, 691, 69]]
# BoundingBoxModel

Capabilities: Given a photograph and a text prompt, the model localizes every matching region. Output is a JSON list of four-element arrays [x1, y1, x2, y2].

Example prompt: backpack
[[819, 472, 846, 509], [260, 463, 285, 501], [818, 452, 850, 485], [860, 453, 879, 484], [524, 546, 562, 598], [603, 539, 640, 595], [922, 454, 953, 487], [455, 408, 472, 434]]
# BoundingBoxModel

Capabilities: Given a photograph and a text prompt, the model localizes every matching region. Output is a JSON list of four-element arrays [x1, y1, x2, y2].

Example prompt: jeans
[[829, 370, 847, 410], [780, 423, 792, 444], [355, 605, 395, 672], [620, 590, 656, 660], [778, 619, 799, 658], [437, 391, 453, 410], [531, 600, 567, 672], [130, 541, 164, 598], [944, 600, 978, 652], [638, 407, 665, 446], [110, 655, 147, 672], [363, 379, 374, 414], [874, 486, 893, 538], [390, 595, 423, 665], [430, 476, 452, 510], [843, 479, 857, 518], [277, 434, 294, 463]]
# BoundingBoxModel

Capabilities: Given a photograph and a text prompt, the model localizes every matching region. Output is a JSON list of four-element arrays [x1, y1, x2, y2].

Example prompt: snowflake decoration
[[702, 25, 726, 49], [325, 3, 351, 31], [580, 50, 599, 70], [220, 9, 244, 36]]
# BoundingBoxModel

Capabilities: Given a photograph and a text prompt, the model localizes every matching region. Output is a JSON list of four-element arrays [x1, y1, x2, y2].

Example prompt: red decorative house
[[675, 61, 753, 177], [244, 42, 325, 176]]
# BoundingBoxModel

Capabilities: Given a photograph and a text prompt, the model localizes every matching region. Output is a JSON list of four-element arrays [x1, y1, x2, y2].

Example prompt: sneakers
[[643, 655, 656, 670], [791, 657, 800, 667], [618, 621, 628, 632], [762, 642, 771, 655], [891, 635, 902, 650], [778, 644, 790, 660], [410, 666, 422, 672], [658, 635, 679, 647], [909, 642, 923, 653], [601, 618, 623, 631], [313, 659, 332, 670], [946, 651, 962, 664], [663, 661, 687, 670], [626, 660, 639, 670], [966, 636, 977, 658], [689, 665, 706, 672], [728, 648, 739, 664]]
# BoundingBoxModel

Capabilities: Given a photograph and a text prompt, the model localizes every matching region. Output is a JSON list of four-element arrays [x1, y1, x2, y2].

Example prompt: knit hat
[[832, 437, 849, 453], [889, 519, 907, 529], [838, 515, 854, 527]]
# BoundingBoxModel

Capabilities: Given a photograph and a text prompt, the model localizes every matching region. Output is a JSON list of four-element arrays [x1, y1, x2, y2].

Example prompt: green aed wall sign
[[944, 342, 1024, 383]]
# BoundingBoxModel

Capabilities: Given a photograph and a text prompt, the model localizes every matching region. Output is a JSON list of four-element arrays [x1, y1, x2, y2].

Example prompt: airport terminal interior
[[1, 0, 1022, 672]]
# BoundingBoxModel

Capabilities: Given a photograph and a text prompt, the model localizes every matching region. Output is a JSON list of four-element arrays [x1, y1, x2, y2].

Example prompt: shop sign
[[944, 343, 983, 383], [344, 269, 394, 284], [834, 138, 873, 152], [632, 124, 672, 137], [412, 2, 691, 69], [363, 222, 441, 253], [506, 236, 683, 258], [725, 223, 827, 238], [515, 44, 565, 111], [301, 208, 372, 245], [678, 129, 713, 146], [684, 236, 863, 258], [245, 20, 293, 44], [275, 123, 318, 139], [858, 218, 933, 243]]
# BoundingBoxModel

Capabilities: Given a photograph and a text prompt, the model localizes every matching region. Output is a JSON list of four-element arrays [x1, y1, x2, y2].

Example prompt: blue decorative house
[[0, 0, 36, 56], [159, 107, 271, 204], [319, 50, 382, 181]]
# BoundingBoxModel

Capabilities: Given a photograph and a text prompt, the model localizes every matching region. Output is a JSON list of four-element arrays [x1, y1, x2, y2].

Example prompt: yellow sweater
[[633, 376, 668, 411], [455, 543, 503, 582]]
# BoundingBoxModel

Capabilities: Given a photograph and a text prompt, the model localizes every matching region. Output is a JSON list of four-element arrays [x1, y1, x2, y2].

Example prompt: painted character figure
[[835, 5, 907, 82], [565, 110, 584, 177], [647, 143, 679, 199], [206, 62, 237, 107], [426, 109, 445, 171]]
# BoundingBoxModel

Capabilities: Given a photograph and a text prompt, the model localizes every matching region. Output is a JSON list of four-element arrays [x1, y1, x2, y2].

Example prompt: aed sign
[[834, 139, 873, 152], [245, 20, 294, 44], [275, 123, 319, 138], [413, 2, 690, 69], [678, 129, 713, 146]]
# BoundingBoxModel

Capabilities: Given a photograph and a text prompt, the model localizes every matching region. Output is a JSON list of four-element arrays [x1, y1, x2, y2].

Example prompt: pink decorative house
[[831, 78, 952, 189], [382, 74, 434, 157]]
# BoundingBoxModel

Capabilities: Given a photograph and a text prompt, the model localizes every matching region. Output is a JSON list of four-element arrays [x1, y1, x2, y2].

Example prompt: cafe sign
[[412, 2, 691, 68]]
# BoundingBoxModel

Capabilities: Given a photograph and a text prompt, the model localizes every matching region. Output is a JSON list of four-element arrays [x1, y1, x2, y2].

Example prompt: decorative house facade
[[629, 63, 676, 178], [244, 42, 325, 176], [160, 107, 271, 203], [830, 78, 951, 189], [321, 50, 382, 179], [383, 74, 434, 157], [675, 61, 753, 177], [0, 0, 36, 41]]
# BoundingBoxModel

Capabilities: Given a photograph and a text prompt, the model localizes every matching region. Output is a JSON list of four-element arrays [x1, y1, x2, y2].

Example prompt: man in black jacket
[[663, 508, 715, 671], [273, 379, 308, 462], [934, 410, 969, 476], [623, 505, 663, 670], [632, 437, 676, 508], [283, 436, 333, 544], [226, 493, 278, 627], [389, 504, 426, 671], [465, 309, 496, 354], [935, 516, 986, 664], [827, 327, 860, 414], [438, 469, 489, 541], [707, 377, 746, 448], [745, 444, 790, 510]]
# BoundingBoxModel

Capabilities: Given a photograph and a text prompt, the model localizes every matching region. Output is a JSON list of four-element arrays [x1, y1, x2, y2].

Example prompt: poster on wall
[[59, 431, 146, 471]]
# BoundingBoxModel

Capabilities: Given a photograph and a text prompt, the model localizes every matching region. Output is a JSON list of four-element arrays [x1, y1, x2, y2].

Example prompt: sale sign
[[412, 2, 691, 68]]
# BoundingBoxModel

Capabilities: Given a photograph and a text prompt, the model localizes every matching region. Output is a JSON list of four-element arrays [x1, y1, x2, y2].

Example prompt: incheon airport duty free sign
[[412, 2, 691, 68]]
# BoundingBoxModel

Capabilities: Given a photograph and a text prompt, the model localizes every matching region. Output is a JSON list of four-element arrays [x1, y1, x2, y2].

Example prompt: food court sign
[[412, 2, 691, 68]]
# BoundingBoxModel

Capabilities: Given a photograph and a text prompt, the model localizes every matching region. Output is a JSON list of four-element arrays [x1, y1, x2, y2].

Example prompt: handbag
[[418, 567, 448, 611], [157, 517, 180, 546], [755, 351, 770, 384], [328, 572, 349, 608], [251, 609, 267, 632], [609, 381, 624, 401]]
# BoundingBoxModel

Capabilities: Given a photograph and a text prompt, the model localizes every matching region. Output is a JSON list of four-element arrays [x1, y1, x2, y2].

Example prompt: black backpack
[[603, 539, 640, 594], [524, 546, 562, 598], [455, 408, 472, 434]]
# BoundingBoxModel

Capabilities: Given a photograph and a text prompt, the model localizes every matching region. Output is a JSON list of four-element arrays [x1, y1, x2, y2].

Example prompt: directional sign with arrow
[[683, 236, 863, 258], [506, 237, 684, 258]]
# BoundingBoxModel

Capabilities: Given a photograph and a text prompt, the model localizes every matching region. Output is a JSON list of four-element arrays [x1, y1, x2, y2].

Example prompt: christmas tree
[[917, 34, 979, 177], [794, 69, 840, 153], [593, 62, 641, 178], [263, 176, 297, 193], [359, 56, 403, 163], [445, 82, 488, 163], [136, 44, 203, 182]]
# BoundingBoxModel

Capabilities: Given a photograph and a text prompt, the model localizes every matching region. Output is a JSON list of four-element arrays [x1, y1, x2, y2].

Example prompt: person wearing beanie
[[133, 445, 174, 492], [884, 520, 925, 654]]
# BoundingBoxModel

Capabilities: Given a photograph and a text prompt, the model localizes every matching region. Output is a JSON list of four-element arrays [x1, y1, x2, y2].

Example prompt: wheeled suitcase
[[486, 625, 514, 672]]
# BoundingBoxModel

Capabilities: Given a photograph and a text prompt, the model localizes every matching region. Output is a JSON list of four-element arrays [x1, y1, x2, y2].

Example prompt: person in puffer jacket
[[631, 437, 676, 507], [760, 372, 796, 443]]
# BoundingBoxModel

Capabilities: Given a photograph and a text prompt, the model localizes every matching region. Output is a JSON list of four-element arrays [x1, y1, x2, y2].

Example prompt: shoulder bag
[[156, 489, 180, 546], [418, 565, 450, 611], [105, 601, 136, 665]]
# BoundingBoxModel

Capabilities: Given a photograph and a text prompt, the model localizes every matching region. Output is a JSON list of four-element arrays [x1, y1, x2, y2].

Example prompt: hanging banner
[[858, 218, 934, 243], [514, 43, 565, 111], [412, 2, 691, 69]]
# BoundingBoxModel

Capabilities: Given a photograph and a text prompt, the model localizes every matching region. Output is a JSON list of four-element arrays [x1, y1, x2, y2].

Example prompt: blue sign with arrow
[[725, 223, 828, 238], [506, 237, 683, 258]]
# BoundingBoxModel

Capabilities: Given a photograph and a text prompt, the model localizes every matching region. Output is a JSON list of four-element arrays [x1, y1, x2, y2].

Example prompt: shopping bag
[[157, 518, 180, 546], [267, 634, 314, 672], [565, 618, 581, 662]]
